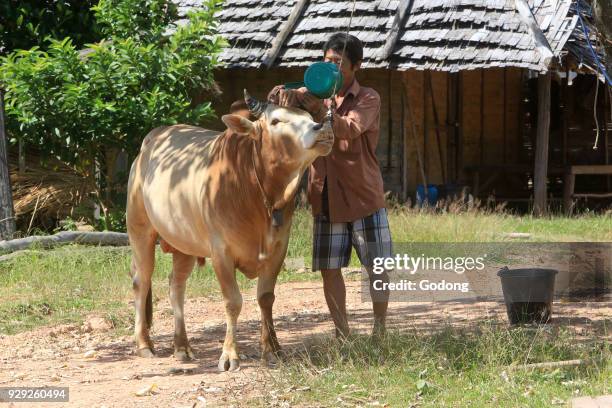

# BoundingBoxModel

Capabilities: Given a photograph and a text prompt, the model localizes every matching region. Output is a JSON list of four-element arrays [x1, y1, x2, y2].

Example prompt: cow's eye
[[271, 118, 280, 126]]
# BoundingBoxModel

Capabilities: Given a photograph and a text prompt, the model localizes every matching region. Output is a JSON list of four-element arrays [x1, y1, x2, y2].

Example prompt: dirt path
[[1, 279, 610, 408]]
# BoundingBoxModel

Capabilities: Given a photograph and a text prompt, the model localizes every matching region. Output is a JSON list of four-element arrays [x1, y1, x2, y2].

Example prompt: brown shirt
[[268, 79, 385, 222]]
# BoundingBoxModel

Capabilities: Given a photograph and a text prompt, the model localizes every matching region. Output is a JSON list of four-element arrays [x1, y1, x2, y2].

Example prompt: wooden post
[[423, 71, 428, 180], [604, 84, 610, 191], [503, 68, 507, 164], [0, 90, 16, 239], [447, 72, 458, 182], [427, 71, 446, 184], [563, 168, 575, 215], [533, 72, 552, 216], [386, 70, 393, 170], [457, 72, 464, 183], [402, 74, 428, 201], [562, 67, 569, 167], [514, 0, 554, 66], [479, 70, 485, 167], [261, 0, 309, 68], [379, 0, 414, 60], [401, 85, 407, 202]]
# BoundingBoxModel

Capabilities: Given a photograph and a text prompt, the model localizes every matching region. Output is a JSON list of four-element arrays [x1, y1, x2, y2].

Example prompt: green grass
[[0, 246, 254, 335], [289, 207, 612, 267], [1, 209, 610, 406], [387, 209, 612, 242], [0, 208, 610, 335], [257, 323, 610, 407]]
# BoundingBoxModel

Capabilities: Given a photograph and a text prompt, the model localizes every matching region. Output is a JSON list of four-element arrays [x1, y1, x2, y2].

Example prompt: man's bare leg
[[321, 268, 350, 338], [367, 267, 389, 337]]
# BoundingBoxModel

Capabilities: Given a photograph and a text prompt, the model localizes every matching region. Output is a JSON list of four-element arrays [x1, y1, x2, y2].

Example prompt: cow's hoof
[[174, 347, 195, 362], [137, 347, 155, 358], [218, 354, 240, 372]]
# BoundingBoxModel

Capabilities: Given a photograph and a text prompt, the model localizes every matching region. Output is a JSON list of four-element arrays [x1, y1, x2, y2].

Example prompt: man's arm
[[267, 85, 305, 108], [331, 91, 380, 140]]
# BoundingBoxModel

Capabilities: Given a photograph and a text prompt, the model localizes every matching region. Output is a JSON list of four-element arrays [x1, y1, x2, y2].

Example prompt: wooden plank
[[462, 70, 481, 178], [563, 171, 575, 215], [261, 0, 309, 69], [423, 69, 429, 179], [379, 0, 414, 60], [480, 70, 484, 166], [427, 71, 446, 183], [605, 85, 610, 191], [402, 71, 428, 199], [573, 193, 612, 198], [570, 165, 612, 175], [457, 72, 464, 183], [562, 67, 568, 166], [483, 69, 505, 167], [386, 70, 393, 170], [503, 68, 507, 164], [447, 72, 458, 182], [533, 72, 551, 215], [0, 90, 16, 240], [514, 0, 554, 68], [401, 83, 407, 201]]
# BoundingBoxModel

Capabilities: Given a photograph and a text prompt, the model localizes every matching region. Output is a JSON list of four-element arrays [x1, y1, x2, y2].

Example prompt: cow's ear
[[222, 114, 256, 136]]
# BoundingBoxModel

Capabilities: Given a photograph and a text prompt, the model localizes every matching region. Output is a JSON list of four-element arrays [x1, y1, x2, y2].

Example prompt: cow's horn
[[244, 89, 267, 117]]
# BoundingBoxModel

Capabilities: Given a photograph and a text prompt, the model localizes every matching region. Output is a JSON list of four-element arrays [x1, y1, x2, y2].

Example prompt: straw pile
[[8, 152, 96, 230]]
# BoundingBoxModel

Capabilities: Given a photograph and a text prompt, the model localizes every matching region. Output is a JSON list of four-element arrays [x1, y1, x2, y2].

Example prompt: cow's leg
[[169, 251, 196, 361], [257, 271, 281, 366], [211, 254, 242, 371], [129, 229, 157, 358]]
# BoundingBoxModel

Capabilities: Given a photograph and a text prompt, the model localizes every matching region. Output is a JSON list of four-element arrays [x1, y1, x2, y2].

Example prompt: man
[[268, 33, 391, 338]]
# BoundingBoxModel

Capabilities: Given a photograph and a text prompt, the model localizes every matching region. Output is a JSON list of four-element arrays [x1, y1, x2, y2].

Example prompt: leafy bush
[[0, 0, 225, 215], [96, 208, 126, 232]]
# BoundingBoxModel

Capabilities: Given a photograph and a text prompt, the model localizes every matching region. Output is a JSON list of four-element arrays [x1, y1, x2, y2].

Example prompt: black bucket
[[497, 267, 558, 324]]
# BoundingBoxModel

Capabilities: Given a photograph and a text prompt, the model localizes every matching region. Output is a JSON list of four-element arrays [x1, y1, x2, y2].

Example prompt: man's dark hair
[[323, 33, 363, 66]]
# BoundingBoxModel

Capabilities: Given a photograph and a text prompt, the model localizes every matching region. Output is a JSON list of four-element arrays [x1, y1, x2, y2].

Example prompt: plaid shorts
[[312, 208, 393, 271]]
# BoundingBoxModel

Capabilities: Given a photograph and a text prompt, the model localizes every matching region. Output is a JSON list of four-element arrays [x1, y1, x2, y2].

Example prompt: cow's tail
[[145, 287, 153, 329]]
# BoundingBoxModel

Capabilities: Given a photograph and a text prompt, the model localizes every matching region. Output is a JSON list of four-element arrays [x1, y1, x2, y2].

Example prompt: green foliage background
[[0, 1, 101, 55], [0, 0, 225, 218]]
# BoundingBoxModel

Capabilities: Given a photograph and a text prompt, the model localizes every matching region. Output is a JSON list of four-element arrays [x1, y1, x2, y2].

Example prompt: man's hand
[[277, 89, 300, 107], [298, 92, 326, 121]]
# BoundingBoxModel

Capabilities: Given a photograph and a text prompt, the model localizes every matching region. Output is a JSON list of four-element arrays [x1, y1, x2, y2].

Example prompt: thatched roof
[[176, 0, 607, 74]]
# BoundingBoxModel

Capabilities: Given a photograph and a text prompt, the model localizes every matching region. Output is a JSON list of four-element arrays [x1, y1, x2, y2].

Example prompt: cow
[[126, 90, 333, 371]]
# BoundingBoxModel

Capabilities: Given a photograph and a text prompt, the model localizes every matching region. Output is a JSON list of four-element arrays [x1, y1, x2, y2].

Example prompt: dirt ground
[[0, 278, 610, 408]]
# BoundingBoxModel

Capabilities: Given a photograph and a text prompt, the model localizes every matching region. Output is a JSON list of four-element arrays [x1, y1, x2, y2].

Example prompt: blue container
[[304, 62, 343, 99], [416, 184, 439, 207], [283, 62, 344, 99]]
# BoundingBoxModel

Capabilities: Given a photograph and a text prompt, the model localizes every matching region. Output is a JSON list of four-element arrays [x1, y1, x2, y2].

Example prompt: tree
[[0, 90, 16, 239], [0, 1, 100, 55], [0, 0, 225, 223]]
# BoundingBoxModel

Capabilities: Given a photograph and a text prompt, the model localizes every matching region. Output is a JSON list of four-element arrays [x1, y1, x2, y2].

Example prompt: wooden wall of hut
[[200, 68, 609, 207], [401, 68, 524, 201]]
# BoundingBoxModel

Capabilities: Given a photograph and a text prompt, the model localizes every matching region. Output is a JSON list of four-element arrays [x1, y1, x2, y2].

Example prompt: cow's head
[[221, 90, 334, 208], [222, 90, 333, 163]]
